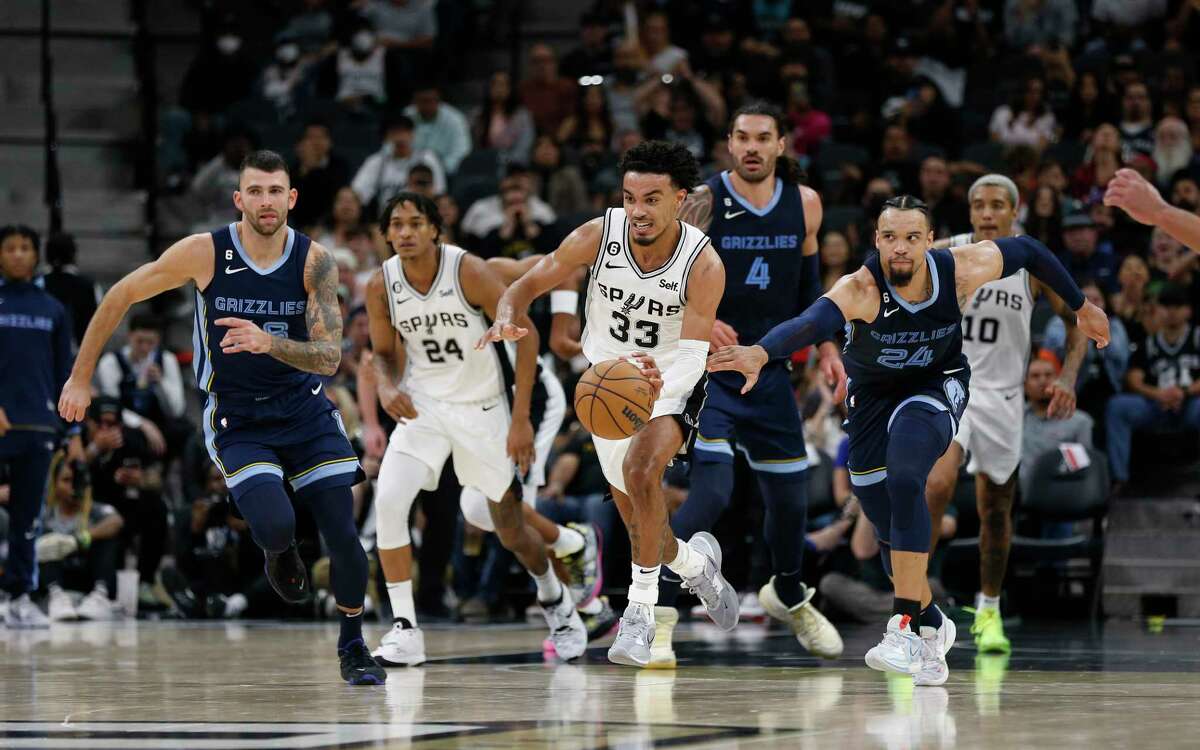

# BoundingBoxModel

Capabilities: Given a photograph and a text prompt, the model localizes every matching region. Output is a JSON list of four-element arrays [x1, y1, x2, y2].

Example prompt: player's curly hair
[[618, 140, 700, 192], [378, 192, 444, 243]]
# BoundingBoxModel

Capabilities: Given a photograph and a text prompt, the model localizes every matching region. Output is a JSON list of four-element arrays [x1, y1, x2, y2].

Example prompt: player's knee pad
[[375, 452, 433, 550], [234, 480, 296, 553], [459, 486, 495, 533]]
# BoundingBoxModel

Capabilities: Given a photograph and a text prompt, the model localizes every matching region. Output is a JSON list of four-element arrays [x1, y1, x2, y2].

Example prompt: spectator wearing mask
[[0, 225, 76, 628], [333, 26, 387, 110], [1107, 284, 1200, 486], [83, 396, 168, 610], [39, 454, 122, 622], [95, 313, 186, 444], [404, 84, 471, 174], [1153, 117, 1193, 189], [190, 128, 254, 232], [473, 71, 535, 165], [1119, 81, 1156, 159], [1059, 209, 1119, 293], [990, 75, 1058, 151], [561, 12, 613, 80], [1020, 358, 1095, 500], [1044, 280, 1130, 441], [460, 164, 556, 242], [40, 232, 101, 347], [919, 155, 971, 238], [519, 44, 578, 136], [261, 36, 312, 114], [290, 120, 350, 231], [351, 114, 446, 210], [179, 24, 255, 120]]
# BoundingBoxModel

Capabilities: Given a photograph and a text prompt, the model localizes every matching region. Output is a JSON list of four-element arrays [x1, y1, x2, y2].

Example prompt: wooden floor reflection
[[2, 617, 1199, 748]]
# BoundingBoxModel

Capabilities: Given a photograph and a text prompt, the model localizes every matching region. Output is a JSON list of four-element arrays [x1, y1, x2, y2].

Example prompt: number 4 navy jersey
[[705, 172, 808, 347], [194, 223, 318, 399], [843, 248, 969, 391]]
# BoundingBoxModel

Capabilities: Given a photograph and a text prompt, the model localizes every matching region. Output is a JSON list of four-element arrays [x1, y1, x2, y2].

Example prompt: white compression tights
[[375, 450, 435, 550]]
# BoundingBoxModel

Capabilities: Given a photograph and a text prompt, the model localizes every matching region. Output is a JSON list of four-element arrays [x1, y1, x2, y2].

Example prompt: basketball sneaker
[[608, 603, 655, 666], [583, 596, 618, 641], [77, 588, 114, 621], [47, 586, 78, 622], [265, 542, 311, 604], [339, 638, 388, 685], [913, 626, 949, 686], [968, 606, 1011, 654], [373, 620, 426, 666], [646, 605, 678, 669], [560, 523, 602, 606], [865, 614, 923, 675], [541, 589, 588, 661], [678, 532, 739, 631], [759, 578, 844, 658], [5, 593, 50, 629]]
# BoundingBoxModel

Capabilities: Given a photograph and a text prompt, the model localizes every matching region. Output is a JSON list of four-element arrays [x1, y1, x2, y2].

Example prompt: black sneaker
[[584, 595, 619, 641], [158, 566, 203, 618], [339, 639, 388, 685], [265, 543, 311, 604]]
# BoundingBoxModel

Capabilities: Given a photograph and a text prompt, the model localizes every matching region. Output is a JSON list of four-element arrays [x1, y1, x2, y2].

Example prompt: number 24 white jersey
[[582, 208, 710, 373]]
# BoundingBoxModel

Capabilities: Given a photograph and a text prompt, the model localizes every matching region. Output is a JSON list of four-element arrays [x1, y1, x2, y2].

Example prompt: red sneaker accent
[[899, 614, 912, 631]]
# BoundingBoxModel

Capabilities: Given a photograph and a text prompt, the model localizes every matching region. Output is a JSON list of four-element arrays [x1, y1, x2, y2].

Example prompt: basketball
[[574, 359, 655, 440]]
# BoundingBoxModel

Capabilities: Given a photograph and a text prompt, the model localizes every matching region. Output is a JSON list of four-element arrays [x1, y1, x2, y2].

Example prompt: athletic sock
[[773, 569, 805, 607], [921, 602, 944, 630], [628, 563, 661, 612], [976, 592, 1000, 612], [578, 597, 604, 615], [532, 566, 563, 603], [337, 607, 364, 651], [893, 597, 921, 630], [665, 539, 705, 579], [386, 580, 417, 627], [551, 525, 585, 558]]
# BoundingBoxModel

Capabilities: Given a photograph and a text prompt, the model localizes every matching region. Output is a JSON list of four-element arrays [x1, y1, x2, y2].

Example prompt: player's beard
[[733, 154, 775, 183], [886, 258, 916, 287], [246, 209, 286, 237]]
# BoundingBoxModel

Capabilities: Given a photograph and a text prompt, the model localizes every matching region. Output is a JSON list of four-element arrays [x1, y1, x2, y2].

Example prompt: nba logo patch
[[943, 378, 966, 415]]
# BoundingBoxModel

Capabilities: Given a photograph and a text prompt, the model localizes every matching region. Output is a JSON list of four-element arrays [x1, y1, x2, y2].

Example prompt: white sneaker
[[35, 532, 78, 563], [679, 532, 739, 631], [373, 622, 426, 666], [608, 603, 655, 667], [541, 587, 587, 661], [914, 627, 950, 686], [5, 593, 50, 629], [647, 606, 678, 669], [759, 578, 844, 658], [865, 614, 923, 675], [77, 588, 113, 621], [48, 587, 79, 622]]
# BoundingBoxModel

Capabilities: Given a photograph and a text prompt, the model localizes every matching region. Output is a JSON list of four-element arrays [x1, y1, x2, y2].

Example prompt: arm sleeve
[[657, 339, 708, 405], [996, 235, 1086, 311], [758, 297, 846, 361]]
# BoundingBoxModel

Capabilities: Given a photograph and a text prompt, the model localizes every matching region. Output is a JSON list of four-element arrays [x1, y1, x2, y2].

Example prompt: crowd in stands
[[6, 0, 1200, 624]]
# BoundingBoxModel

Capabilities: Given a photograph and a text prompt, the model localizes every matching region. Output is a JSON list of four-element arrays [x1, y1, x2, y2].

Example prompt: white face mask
[[276, 43, 300, 64], [351, 31, 375, 54], [217, 34, 242, 55]]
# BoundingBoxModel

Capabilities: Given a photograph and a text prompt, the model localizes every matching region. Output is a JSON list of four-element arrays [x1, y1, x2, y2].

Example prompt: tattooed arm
[[676, 184, 713, 233], [267, 243, 343, 375]]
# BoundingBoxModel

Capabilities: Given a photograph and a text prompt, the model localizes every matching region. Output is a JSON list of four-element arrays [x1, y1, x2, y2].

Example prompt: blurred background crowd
[[4, 0, 1200, 627]]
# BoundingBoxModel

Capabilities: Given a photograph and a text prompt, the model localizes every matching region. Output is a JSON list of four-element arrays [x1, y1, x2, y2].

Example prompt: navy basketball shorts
[[202, 386, 364, 500], [693, 363, 808, 475], [844, 373, 970, 491]]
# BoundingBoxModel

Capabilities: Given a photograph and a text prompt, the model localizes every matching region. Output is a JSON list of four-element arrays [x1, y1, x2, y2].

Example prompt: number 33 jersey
[[582, 208, 710, 373], [381, 244, 506, 403]]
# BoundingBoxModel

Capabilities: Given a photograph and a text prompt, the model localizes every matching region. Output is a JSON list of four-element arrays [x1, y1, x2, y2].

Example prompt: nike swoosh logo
[[724, 210, 746, 219], [605, 262, 627, 269], [638, 568, 657, 575], [225, 266, 248, 275], [482, 404, 497, 411], [1004, 392, 1019, 401], [396, 297, 411, 304], [311, 383, 323, 396], [883, 307, 899, 318]]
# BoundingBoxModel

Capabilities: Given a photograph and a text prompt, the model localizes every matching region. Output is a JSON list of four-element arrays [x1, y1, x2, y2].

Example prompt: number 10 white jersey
[[950, 233, 1034, 390], [582, 208, 710, 373], [381, 244, 506, 403]]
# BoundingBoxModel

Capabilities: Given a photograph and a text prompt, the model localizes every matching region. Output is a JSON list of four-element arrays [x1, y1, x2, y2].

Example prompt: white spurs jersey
[[948, 232, 1034, 390], [381, 244, 505, 403], [582, 208, 710, 372]]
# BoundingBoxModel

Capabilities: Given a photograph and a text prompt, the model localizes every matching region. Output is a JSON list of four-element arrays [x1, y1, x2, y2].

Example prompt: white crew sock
[[577, 597, 604, 615], [665, 538, 706, 579], [387, 580, 417, 626], [976, 592, 1001, 612], [551, 525, 585, 558], [628, 563, 660, 614], [532, 566, 563, 603]]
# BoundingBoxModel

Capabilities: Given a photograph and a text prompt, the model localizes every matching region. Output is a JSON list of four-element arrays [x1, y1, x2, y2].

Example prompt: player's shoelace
[[683, 561, 723, 610], [966, 606, 999, 637]]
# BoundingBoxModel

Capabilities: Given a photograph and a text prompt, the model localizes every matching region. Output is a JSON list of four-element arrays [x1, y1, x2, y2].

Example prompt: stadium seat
[[821, 205, 863, 234], [813, 143, 869, 195], [454, 149, 502, 186], [962, 142, 1007, 171]]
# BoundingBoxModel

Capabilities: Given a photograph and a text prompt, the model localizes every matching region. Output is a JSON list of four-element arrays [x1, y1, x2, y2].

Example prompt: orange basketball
[[574, 359, 655, 440]]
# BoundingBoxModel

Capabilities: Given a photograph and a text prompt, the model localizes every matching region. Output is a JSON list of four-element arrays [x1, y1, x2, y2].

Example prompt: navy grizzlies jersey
[[193, 223, 317, 398], [843, 248, 968, 391], [706, 172, 807, 346]]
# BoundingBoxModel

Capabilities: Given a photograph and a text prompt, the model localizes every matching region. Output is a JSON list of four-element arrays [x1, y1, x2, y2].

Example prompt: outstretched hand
[[706, 344, 769, 394], [475, 319, 528, 349], [1103, 168, 1168, 226]]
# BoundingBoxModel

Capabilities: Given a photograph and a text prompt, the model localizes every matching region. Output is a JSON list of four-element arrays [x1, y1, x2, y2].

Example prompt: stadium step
[[0, 0, 132, 34], [1102, 498, 1200, 619], [0, 188, 146, 235], [0, 142, 137, 191]]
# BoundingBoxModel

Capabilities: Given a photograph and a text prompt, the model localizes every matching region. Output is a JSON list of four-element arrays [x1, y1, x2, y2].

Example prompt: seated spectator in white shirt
[[990, 75, 1057, 151], [351, 113, 446, 209]]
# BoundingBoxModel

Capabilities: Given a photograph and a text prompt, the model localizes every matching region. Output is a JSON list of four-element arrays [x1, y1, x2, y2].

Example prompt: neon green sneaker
[[968, 607, 1011, 654]]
